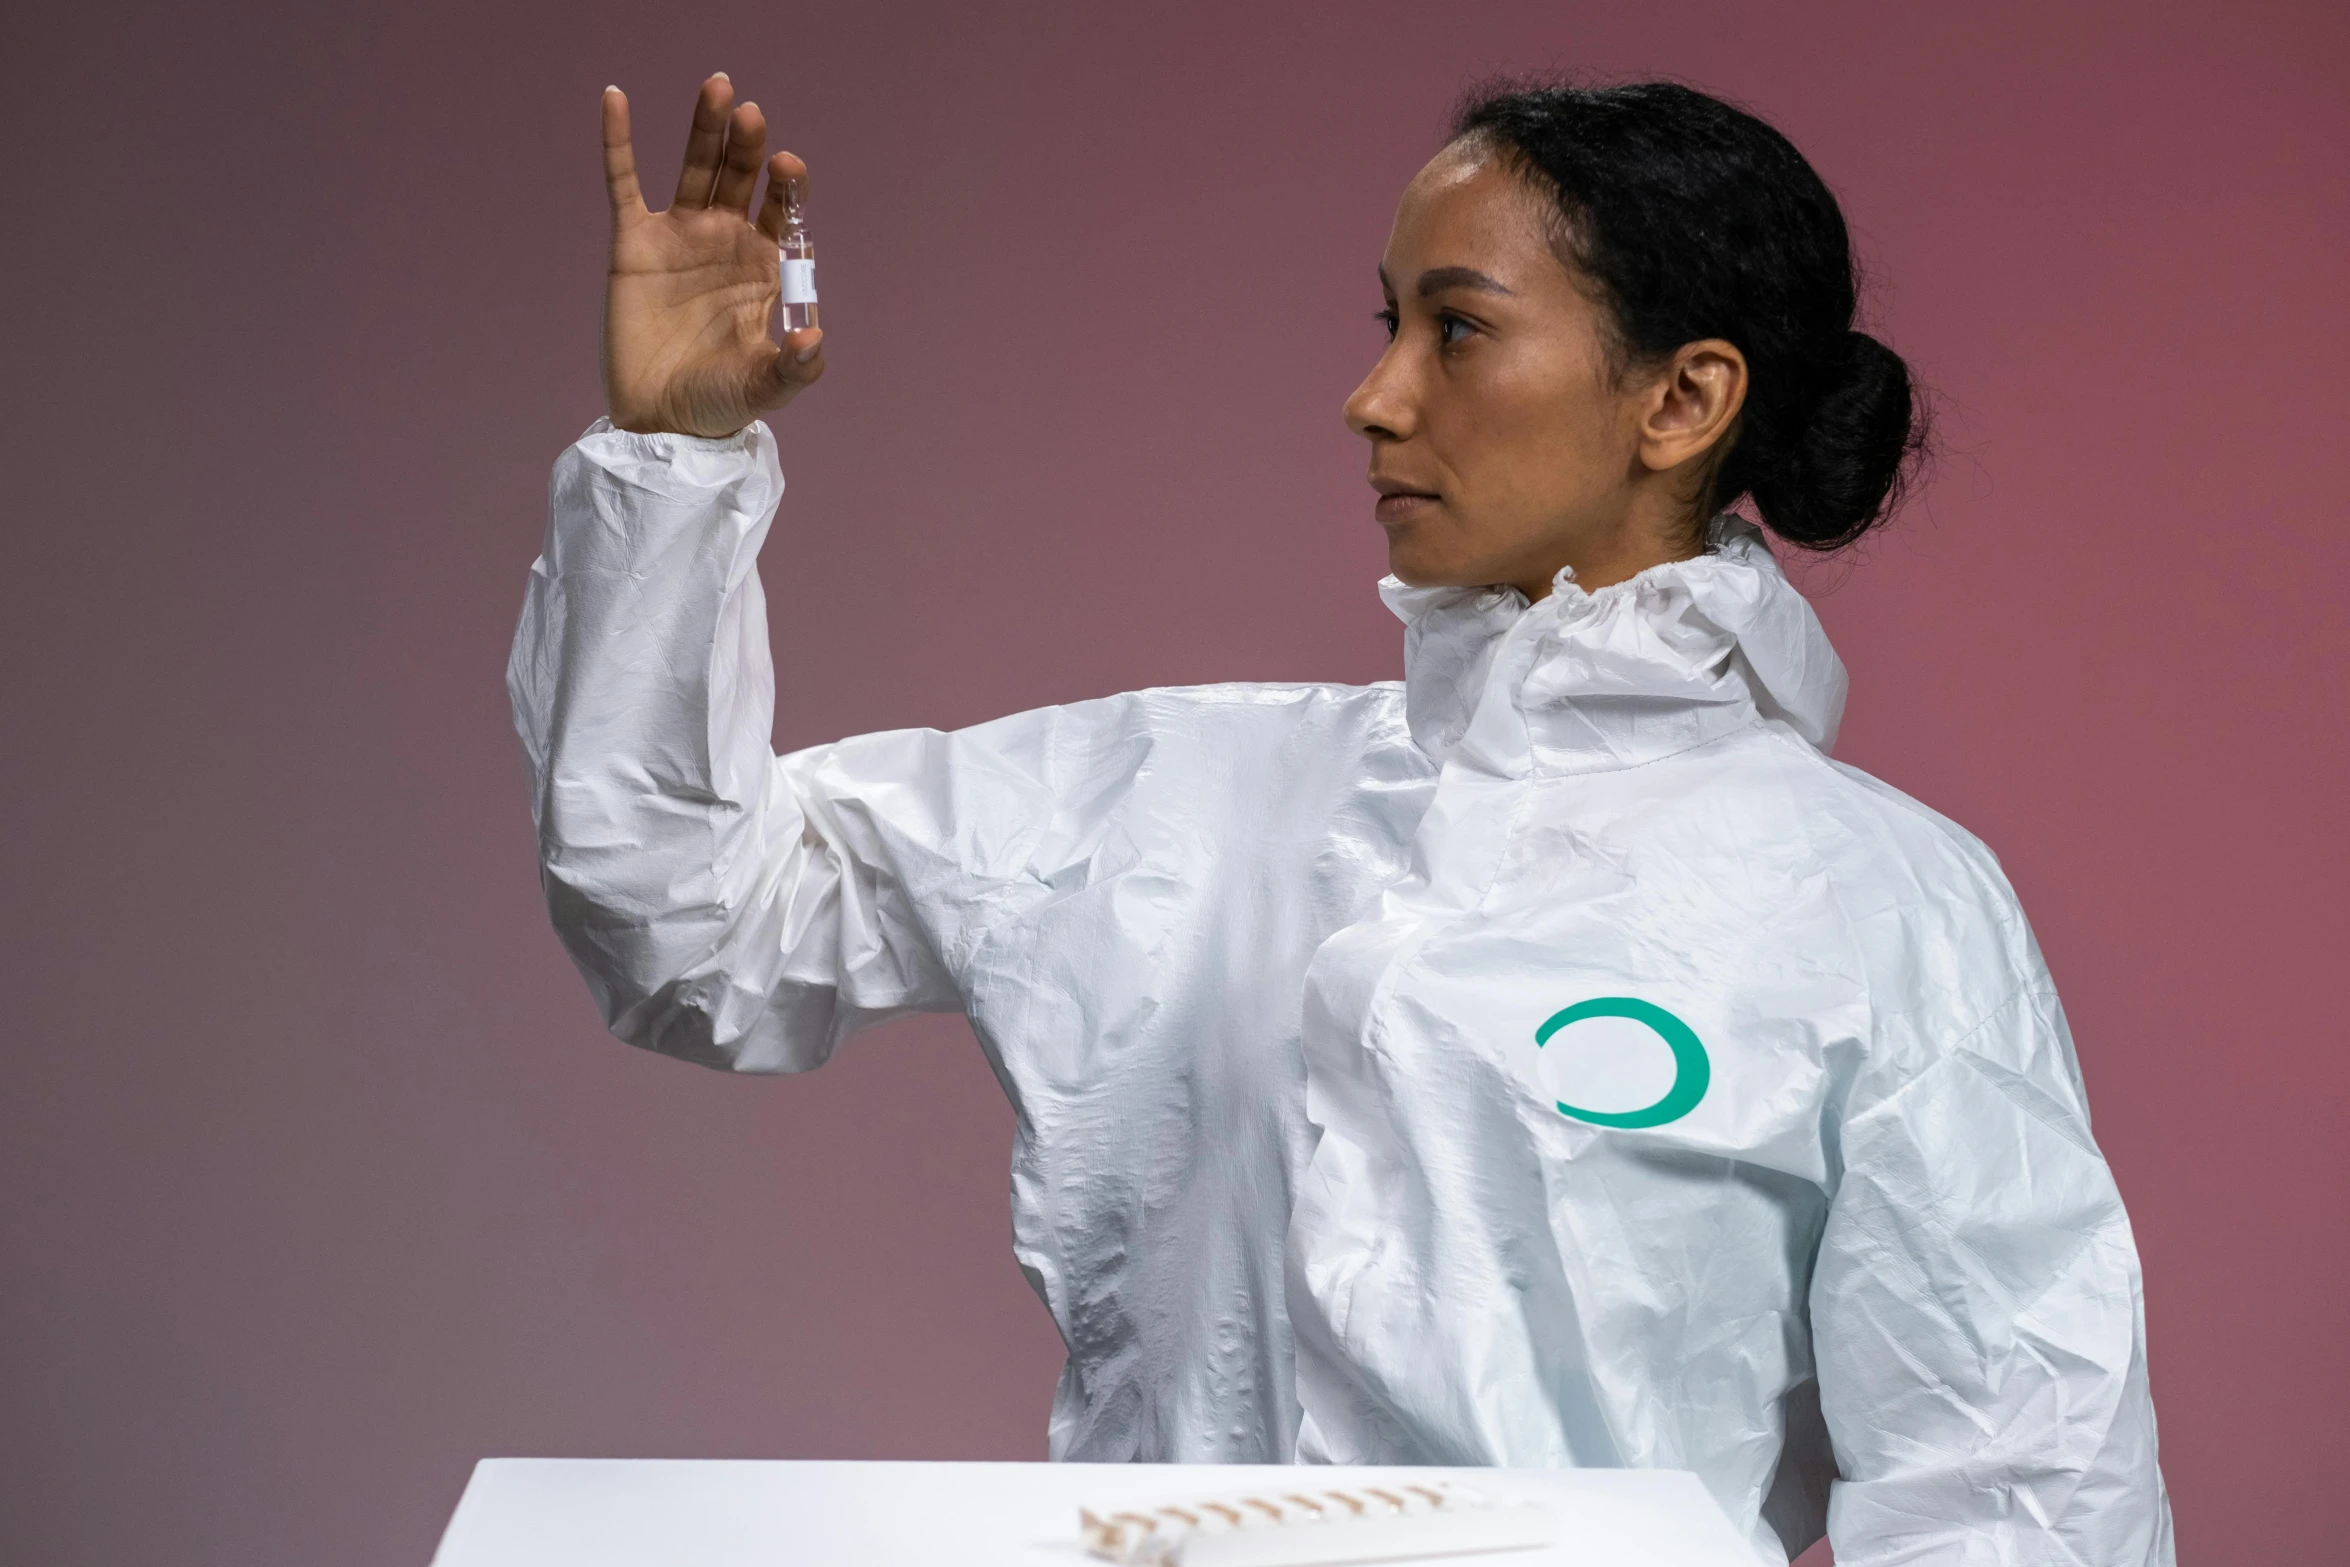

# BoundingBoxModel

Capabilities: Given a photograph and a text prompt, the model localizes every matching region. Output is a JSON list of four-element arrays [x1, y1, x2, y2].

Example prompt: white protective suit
[[509, 421, 2171, 1566]]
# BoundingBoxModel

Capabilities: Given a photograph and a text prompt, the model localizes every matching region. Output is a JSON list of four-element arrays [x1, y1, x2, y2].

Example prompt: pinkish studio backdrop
[[1, 2, 2343, 1564]]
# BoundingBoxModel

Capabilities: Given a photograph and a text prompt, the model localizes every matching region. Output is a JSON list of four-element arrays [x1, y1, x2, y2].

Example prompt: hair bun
[[1747, 330, 1925, 550]]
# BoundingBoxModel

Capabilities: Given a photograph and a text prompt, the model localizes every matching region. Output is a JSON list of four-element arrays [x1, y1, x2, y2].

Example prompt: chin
[[1385, 547, 1483, 591]]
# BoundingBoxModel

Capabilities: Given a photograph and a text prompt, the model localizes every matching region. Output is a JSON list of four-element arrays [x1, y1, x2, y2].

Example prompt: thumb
[[750, 329, 825, 409]]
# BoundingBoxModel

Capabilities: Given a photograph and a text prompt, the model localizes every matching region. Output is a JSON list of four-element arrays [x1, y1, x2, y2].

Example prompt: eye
[[1437, 311, 1476, 347], [1375, 307, 1399, 340]]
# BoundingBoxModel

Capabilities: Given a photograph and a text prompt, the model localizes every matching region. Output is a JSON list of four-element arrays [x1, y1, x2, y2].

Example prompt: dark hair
[[1451, 79, 1928, 550]]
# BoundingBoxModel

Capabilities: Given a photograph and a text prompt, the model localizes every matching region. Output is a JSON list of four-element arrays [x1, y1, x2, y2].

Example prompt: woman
[[511, 74, 2170, 1565]]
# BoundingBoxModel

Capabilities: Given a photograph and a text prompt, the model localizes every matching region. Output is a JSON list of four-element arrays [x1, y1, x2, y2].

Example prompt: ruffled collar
[[1382, 517, 1847, 776]]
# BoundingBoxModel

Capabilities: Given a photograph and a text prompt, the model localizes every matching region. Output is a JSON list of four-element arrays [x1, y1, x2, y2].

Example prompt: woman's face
[[1345, 142, 1712, 598]]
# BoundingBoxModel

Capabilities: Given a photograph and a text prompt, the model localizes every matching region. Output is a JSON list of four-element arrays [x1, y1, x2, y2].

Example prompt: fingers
[[600, 87, 645, 219], [750, 328, 826, 410], [670, 73, 735, 209], [754, 150, 811, 241], [710, 101, 767, 214]]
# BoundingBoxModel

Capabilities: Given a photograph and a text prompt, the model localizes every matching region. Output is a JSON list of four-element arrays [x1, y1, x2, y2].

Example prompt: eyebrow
[[1379, 264, 1516, 299]]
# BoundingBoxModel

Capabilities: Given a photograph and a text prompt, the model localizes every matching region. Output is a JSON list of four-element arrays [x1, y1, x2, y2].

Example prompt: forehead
[[1385, 142, 1560, 275]]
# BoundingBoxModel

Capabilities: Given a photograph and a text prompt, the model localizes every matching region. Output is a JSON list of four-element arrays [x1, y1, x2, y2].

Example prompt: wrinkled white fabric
[[509, 421, 2170, 1566]]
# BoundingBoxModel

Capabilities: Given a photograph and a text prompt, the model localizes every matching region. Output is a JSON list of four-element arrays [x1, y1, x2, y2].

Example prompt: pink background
[[3, 2, 2344, 1563]]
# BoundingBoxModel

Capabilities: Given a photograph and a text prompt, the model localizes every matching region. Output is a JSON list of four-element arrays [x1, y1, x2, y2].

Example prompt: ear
[[1637, 338, 1748, 474]]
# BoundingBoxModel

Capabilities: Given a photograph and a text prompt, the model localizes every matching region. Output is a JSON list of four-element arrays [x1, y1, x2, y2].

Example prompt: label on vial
[[780, 257, 817, 304]]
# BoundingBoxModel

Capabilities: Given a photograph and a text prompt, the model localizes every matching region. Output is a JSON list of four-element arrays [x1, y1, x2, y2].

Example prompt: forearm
[[507, 419, 803, 1064]]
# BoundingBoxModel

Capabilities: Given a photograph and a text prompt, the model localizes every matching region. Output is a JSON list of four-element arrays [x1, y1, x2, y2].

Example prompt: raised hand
[[599, 76, 824, 438]]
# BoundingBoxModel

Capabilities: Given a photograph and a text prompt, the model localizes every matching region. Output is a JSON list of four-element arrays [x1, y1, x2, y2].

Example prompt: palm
[[599, 79, 823, 438]]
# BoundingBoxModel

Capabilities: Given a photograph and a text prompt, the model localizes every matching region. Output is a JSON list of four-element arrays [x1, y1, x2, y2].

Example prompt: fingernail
[[713, 71, 730, 82], [795, 341, 821, 363]]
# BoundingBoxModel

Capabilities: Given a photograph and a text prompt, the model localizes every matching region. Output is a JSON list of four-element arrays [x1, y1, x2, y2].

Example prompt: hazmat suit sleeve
[[1813, 973, 2172, 1564], [507, 419, 1028, 1072]]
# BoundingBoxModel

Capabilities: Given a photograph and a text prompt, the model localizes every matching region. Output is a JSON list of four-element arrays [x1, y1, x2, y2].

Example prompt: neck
[[1385, 514, 1850, 772], [1509, 531, 1707, 601], [1506, 485, 1712, 601]]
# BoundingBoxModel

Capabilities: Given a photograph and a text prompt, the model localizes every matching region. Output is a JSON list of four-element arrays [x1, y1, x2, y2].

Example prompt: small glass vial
[[778, 179, 818, 332]]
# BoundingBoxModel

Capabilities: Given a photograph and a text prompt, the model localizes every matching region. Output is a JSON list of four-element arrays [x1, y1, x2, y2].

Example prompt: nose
[[1344, 343, 1414, 443]]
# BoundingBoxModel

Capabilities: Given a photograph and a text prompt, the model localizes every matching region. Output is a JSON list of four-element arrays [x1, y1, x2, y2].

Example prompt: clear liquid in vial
[[778, 182, 818, 332]]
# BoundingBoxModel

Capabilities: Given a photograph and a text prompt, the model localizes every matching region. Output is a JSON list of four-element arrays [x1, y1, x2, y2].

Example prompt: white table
[[431, 1459, 1760, 1566]]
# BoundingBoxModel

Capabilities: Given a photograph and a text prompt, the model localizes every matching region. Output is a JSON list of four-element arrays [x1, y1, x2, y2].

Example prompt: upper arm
[[1813, 982, 2169, 1564]]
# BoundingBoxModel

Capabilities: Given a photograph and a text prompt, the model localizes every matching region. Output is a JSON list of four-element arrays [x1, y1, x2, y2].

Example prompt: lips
[[1370, 476, 1440, 526], [1374, 494, 1437, 527]]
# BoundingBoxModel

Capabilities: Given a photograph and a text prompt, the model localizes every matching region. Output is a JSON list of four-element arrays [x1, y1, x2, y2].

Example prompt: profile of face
[[1346, 141, 1749, 598]]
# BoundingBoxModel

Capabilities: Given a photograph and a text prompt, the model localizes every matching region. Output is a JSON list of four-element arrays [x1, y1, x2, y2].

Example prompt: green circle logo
[[1533, 997, 1710, 1129]]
